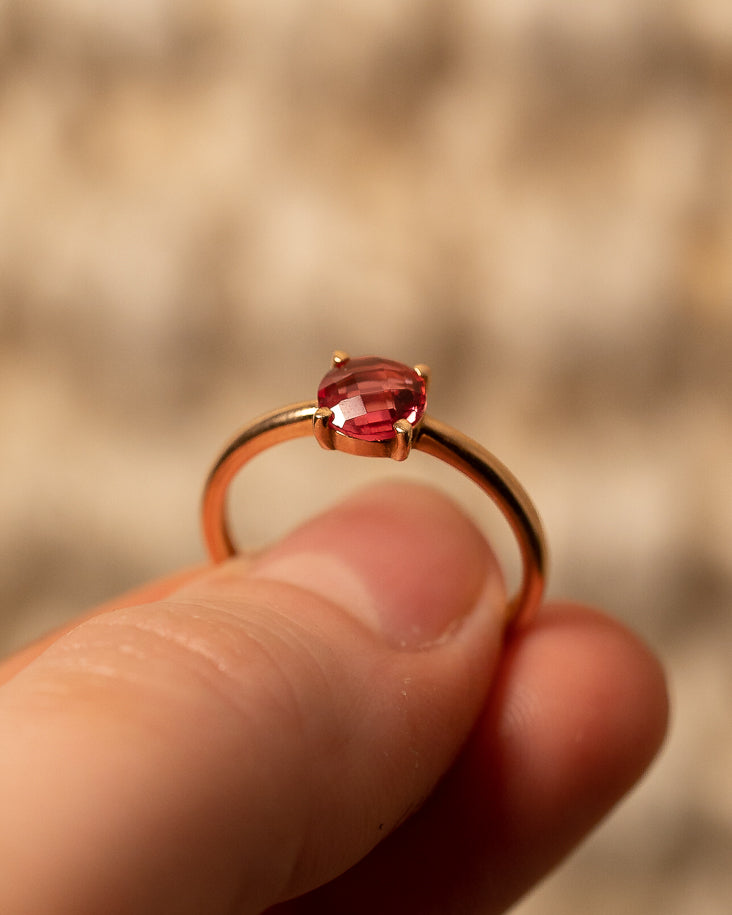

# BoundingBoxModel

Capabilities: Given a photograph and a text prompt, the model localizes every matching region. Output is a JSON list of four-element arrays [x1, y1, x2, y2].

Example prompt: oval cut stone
[[318, 356, 426, 442]]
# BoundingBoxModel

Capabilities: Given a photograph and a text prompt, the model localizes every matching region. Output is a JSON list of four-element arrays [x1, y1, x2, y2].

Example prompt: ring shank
[[202, 401, 547, 631]]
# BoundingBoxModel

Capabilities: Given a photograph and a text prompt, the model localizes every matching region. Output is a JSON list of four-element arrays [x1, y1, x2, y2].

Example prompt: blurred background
[[0, 0, 730, 911]]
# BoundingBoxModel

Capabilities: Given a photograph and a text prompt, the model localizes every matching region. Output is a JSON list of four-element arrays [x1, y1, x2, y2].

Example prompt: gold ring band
[[201, 355, 548, 632]]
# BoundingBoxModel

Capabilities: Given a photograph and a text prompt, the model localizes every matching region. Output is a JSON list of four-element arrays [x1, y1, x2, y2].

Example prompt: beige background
[[1, 1, 731, 912]]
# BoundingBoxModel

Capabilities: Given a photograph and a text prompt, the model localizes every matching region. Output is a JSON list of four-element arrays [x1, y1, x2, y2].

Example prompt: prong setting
[[390, 419, 414, 461], [317, 356, 427, 456], [331, 351, 350, 368], [313, 406, 336, 450], [413, 364, 430, 393]]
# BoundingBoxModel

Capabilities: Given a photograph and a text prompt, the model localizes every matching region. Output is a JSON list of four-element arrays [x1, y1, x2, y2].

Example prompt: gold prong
[[390, 419, 414, 462], [331, 350, 350, 368], [313, 407, 336, 450], [414, 364, 431, 393]]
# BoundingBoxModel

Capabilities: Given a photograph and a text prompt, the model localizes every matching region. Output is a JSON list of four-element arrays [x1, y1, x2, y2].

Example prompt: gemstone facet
[[317, 356, 427, 442]]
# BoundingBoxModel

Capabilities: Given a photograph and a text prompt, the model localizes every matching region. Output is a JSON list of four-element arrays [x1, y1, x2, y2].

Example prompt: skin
[[0, 482, 668, 915]]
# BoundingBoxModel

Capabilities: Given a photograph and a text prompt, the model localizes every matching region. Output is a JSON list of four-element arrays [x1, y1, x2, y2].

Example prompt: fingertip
[[249, 480, 506, 650], [280, 602, 670, 915], [496, 602, 669, 818]]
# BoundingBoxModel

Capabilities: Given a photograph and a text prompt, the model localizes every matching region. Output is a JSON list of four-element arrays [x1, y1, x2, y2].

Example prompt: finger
[[268, 602, 668, 914], [0, 482, 505, 915], [0, 566, 208, 686]]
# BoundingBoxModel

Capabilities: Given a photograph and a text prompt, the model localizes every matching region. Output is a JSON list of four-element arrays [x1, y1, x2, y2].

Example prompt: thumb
[[0, 482, 505, 915]]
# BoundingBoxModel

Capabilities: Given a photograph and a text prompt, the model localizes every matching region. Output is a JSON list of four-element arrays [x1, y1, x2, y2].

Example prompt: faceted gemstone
[[317, 356, 426, 442]]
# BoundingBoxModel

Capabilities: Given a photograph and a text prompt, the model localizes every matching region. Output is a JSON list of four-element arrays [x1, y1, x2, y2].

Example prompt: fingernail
[[250, 482, 504, 649]]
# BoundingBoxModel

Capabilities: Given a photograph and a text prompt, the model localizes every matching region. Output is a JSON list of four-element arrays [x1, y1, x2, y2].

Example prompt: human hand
[[0, 482, 668, 914]]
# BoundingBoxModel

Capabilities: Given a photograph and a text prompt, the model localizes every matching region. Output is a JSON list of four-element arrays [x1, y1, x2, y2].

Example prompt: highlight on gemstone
[[317, 356, 427, 442]]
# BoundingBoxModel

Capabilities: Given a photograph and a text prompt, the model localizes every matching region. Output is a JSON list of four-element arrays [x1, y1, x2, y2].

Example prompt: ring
[[202, 352, 547, 631]]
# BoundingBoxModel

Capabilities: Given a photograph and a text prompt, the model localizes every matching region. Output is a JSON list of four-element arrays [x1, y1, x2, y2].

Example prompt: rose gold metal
[[391, 419, 414, 462], [413, 364, 430, 393], [202, 400, 548, 633], [313, 406, 335, 450], [331, 350, 350, 368]]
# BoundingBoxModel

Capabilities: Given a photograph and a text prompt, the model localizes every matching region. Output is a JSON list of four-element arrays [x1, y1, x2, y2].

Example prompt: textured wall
[[1, 2, 730, 912]]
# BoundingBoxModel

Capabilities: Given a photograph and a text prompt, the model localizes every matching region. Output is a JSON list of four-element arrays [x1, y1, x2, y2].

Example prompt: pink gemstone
[[318, 356, 427, 442]]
